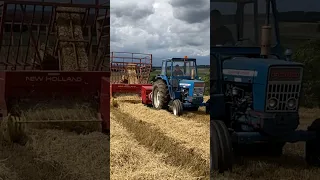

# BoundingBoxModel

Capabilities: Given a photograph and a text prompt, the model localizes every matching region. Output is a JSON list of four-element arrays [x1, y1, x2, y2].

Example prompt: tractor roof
[[163, 58, 196, 62]]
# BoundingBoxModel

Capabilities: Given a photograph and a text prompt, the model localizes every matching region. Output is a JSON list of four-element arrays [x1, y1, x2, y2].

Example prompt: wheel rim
[[173, 106, 177, 115], [154, 90, 160, 108]]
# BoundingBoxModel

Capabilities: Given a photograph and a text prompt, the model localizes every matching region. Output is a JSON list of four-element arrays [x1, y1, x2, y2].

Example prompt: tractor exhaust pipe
[[191, 68, 196, 80], [260, 25, 272, 57]]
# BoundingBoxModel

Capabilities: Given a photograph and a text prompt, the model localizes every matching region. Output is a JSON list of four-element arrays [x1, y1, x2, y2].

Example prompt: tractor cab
[[210, 0, 288, 62], [211, 0, 280, 48], [161, 56, 200, 80]]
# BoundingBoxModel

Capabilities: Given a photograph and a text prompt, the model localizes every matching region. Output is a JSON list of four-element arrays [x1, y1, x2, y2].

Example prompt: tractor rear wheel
[[172, 99, 183, 116], [152, 80, 169, 109], [306, 118, 320, 166], [210, 120, 233, 173]]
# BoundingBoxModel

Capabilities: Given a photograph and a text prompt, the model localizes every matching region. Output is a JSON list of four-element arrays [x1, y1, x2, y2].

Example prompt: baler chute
[[110, 52, 153, 98], [0, 0, 110, 143]]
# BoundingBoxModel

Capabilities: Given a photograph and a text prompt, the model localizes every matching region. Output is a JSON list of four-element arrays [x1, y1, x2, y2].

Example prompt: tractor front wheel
[[211, 120, 233, 173], [152, 80, 169, 109], [172, 99, 183, 116], [306, 118, 320, 166]]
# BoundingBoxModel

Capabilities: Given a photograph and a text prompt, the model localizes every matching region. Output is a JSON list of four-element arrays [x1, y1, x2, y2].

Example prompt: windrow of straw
[[110, 113, 194, 180], [114, 98, 210, 162], [55, 6, 88, 71]]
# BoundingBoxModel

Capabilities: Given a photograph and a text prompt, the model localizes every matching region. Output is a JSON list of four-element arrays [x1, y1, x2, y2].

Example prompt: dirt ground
[[0, 125, 109, 180]]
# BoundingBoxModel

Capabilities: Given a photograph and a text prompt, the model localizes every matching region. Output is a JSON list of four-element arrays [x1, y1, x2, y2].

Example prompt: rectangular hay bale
[[55, 7, 88, 71]]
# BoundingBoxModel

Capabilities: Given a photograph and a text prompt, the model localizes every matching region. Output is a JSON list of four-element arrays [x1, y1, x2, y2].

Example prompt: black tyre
[[306, 118, 320, 166], [152, 80, 169, 109], [172, 99, 183, 116], [1, 115, 28, 145], [205, 99, 210, 114], [210, 120, 233, 173]]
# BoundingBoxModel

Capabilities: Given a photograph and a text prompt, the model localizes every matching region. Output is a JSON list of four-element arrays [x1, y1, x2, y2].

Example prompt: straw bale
[[122, 64, 139, 84], [110, 113, 194, 180], [55, 7, 88, 71]]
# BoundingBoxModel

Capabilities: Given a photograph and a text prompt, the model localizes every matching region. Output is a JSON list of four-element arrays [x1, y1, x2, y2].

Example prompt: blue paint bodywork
[[209, 46, 313, 143], [223, 57, 303, 111]]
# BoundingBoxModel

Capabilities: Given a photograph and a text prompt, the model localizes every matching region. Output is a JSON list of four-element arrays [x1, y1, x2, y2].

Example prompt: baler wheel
[[210, 120, 233, 173], [152, 80, 169, 109], [172, 99, 183, 116], [0, 115, 28, 145], [306, 118, 320, 166]]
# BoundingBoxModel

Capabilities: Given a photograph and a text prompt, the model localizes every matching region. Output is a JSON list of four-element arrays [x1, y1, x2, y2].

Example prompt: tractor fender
[[155, 75, 169, 85]]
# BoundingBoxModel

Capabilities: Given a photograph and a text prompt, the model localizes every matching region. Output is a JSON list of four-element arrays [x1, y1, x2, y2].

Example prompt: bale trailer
[[0, 0, 110, 143]]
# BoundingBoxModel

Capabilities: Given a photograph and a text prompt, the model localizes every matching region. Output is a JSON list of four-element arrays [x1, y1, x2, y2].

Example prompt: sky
[[110, 0, 210, 66]]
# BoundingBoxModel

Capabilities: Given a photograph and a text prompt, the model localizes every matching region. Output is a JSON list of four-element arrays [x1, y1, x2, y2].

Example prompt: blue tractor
[[152, 57, 207, 116], [210, 0, 320, 172]]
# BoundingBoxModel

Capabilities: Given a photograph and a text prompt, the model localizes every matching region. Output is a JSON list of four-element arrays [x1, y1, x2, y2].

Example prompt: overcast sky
[[110, 0, 210, 66]]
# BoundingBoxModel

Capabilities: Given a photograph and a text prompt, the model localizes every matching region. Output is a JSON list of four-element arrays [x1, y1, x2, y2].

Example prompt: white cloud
[[110, 0, 210, 65]]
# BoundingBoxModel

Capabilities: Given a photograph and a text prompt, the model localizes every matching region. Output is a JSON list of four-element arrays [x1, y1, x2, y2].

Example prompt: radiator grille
[[265, 67, 302, 112]]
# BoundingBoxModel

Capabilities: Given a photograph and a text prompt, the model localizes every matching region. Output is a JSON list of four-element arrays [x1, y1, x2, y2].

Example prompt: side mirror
[[285, 49, 293, 61]]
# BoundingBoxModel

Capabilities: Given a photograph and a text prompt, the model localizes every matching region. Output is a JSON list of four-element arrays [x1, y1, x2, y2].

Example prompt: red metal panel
[[4, 71, 110, 98], [141, 85, 152, 105], [110, 83, 152, 96]]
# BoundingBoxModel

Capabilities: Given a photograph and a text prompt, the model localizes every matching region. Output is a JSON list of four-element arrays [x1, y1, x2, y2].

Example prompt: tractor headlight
[[268, 98, 278, 108], [287, 98, 297, 109]]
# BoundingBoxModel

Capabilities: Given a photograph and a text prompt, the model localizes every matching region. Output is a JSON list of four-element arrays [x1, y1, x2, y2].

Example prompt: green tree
[[293, 39, 320, 107], [203, 73, 210, 96]]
